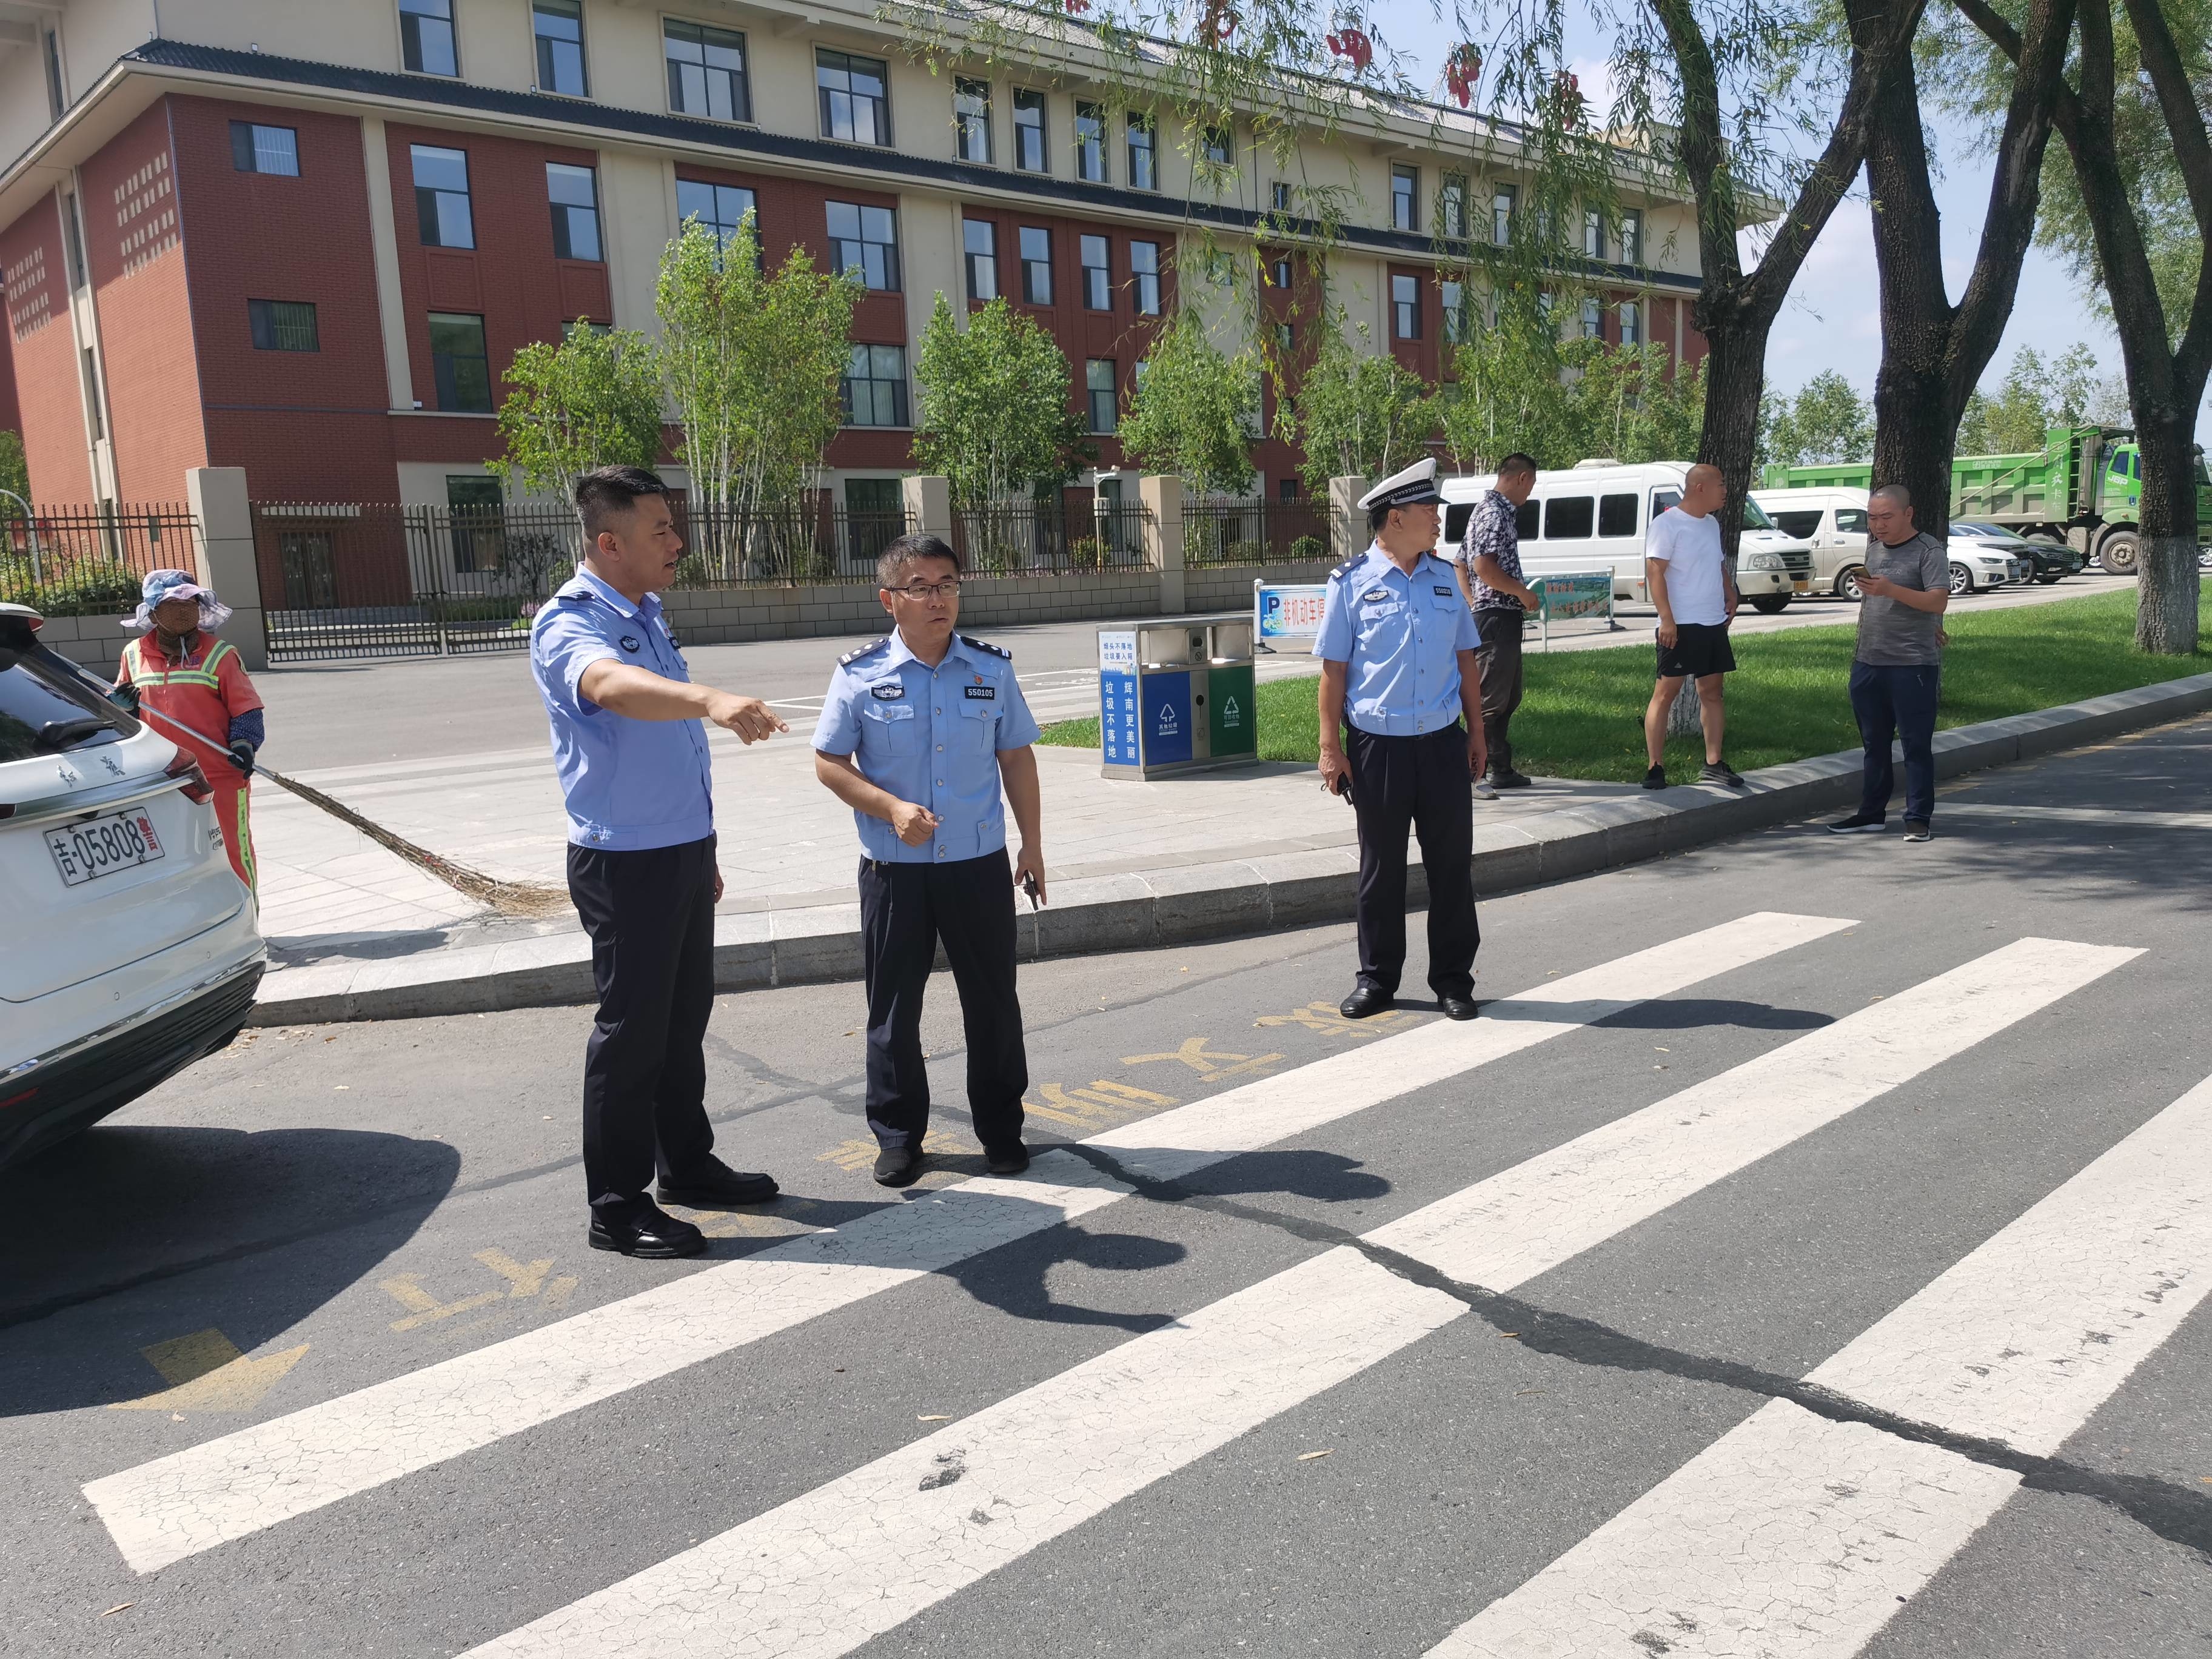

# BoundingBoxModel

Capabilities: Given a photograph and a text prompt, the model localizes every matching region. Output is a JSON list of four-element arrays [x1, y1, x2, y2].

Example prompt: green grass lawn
[[1037, 586, 2212, 784]]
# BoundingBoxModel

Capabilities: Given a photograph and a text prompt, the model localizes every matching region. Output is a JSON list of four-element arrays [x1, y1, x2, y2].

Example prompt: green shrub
[[1066, 536, 1107, 570], [0, 557, 144, 619], [1288, 534, 1328, 563]]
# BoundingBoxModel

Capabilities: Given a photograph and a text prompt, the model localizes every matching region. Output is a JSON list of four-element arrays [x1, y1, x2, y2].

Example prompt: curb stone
[[248, 669, 2212, 1025]]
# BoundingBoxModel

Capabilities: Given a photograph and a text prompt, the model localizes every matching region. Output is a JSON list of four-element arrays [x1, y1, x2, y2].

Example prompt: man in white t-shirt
[[1641, 463, 1746, 790]]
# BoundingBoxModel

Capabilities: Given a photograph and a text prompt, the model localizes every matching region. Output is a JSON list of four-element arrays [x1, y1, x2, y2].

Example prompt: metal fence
[[252, 499, 920, 662], [951, 498, 1153, 574], [1182, 497, 1335, 567], [0, 503, 198, 618]]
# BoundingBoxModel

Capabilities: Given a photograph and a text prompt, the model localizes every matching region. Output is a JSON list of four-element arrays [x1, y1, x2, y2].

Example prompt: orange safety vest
[[117, 632, 264, 890]]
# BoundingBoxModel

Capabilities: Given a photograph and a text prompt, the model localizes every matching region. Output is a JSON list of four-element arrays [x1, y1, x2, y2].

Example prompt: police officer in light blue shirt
[[531, 465, 787, 1261], [1315, 458, 1486, 1023], [813, 532, 1045, 1188]]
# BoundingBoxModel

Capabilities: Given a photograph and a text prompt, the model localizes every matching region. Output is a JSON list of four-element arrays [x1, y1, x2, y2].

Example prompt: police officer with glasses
[[1315, 458, 1486, 1022], [813, 534, 1045, 1189]]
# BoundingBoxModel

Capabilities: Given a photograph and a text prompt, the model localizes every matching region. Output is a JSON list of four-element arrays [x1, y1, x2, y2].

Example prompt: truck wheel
[[1948, 562, 1974, 596], [1749, 594, 1792, 614], [2098, 531, 2140, 575], [1837, 566, 1867, 600]]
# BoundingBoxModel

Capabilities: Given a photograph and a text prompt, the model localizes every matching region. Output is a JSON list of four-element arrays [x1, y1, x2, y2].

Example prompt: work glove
[[228, 740, 257, 778]]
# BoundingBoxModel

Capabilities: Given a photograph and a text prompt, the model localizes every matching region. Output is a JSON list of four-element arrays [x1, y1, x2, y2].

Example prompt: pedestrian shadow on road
[[936, 1148, 1390, 1333], [0, 1124, 459, 1415], [1467, 996, 1830, 1033]]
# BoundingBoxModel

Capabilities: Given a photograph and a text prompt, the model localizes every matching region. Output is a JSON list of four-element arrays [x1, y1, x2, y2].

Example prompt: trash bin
[[1097, 613, 1259, 779]]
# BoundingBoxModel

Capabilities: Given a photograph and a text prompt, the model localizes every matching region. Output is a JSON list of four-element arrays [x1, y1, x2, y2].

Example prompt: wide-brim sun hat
[[127, 568, 233, 632]]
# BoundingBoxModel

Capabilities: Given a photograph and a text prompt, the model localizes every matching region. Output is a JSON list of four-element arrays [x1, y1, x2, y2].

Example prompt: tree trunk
[[2133, 411, 2202, 654], [1692, 309, 1773, 564]]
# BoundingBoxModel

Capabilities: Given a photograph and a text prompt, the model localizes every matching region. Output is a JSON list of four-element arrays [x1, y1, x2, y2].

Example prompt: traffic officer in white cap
[[1315, 458, 1486, 1021]]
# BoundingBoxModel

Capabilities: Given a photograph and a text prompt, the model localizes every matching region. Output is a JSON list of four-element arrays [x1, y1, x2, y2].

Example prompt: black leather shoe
[[1490, 767, 1534, 790], [1439, 996, 1480, 1021], [657, 1160, 779, 1208], [984, 1143, 1031, 1176], [588, 1204, 707, 1259], [874, 1146, 923, 1187], [1340, 985, 1396, 1020]]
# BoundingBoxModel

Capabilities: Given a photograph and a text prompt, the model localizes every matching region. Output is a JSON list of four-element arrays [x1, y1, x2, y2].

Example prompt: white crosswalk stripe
[[457, 937, 2134, 1659], [86, 911, 1853, 1573], [1428, 1064, 2210, 1659]]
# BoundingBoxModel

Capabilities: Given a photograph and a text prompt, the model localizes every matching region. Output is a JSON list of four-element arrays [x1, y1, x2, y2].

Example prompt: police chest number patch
[[618, 635, 642, 652], [870, 683, 905, 700], [963, 685, 996, 700], [1433, 586, 1453, 597]]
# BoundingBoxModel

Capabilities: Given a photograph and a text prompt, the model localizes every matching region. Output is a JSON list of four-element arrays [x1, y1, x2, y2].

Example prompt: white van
[[1441, 461, 1812, 612], [1750, 486, 1868, 597]]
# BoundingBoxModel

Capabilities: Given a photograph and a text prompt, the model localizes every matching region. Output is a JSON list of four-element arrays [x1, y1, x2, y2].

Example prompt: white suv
[[0, 603, 264, 1171]]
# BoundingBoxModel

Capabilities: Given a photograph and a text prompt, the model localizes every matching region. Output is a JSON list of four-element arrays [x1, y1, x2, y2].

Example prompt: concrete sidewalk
[[248, 669, 2212, 1024]]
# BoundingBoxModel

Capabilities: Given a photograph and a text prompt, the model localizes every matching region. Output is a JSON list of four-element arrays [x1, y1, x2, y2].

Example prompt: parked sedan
[[1940, 535, 2022, 595], [0, 603, 264, 1173], [1953, 520, 2082, 585]]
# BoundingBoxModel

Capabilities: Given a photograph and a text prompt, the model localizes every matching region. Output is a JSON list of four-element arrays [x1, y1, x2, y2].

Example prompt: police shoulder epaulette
[[839, 635, 892, 667], [1329, 554, 1366, 580], [959, 634, 1011, 660]]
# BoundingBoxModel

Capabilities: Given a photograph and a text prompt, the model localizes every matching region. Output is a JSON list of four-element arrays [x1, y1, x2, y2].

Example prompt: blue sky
[[1378, 2, 2122, 403]]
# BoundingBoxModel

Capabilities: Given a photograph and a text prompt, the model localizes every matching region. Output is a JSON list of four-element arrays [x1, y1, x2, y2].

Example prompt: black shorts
[[1657, 621, 1736, 680]]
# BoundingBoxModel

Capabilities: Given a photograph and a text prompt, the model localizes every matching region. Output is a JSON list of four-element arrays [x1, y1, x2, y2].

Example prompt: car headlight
[[1746, 552, 1784, 571]]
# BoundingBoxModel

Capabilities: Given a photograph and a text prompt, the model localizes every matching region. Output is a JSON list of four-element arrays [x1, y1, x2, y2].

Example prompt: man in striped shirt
[[1453, 452, 1542, 797]]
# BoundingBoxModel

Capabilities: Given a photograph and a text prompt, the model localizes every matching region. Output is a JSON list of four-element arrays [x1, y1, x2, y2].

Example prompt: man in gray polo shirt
[[1829, 484, 1949, 842]]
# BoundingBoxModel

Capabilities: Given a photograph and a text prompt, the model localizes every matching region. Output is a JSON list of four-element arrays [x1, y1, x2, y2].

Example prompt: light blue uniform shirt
[[529, 568, 716, 851], [1313, 544, 1482, 736], [812, 631, 1042, 863]]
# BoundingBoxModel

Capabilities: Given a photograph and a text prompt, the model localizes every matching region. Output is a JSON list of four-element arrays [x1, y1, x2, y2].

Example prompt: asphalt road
[[6, 716, 2209, 1658], [250, 574, 2137, 771]]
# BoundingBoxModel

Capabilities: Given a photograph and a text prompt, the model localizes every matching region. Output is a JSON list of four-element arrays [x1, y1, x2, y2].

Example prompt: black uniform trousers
[[1347, 722, 1480, 1001], [1473, 608, 1526, 775], [568, 835, 719, 1218], [859, 849, 1028, 1153]]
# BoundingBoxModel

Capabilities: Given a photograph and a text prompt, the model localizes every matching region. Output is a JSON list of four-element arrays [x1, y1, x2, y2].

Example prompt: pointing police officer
[[531, 464, 786, 1260], [812, 533, 1045, 1188], [1316, 458, 1486, 1022]]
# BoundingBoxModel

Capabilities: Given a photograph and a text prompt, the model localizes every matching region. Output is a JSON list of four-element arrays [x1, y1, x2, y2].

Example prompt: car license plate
[[45, 805, 166, 886], [1792, 578, 1809, 592]]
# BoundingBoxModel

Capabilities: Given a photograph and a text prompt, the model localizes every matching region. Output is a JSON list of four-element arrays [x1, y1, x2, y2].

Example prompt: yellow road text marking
[[109, 1329, 309, 1413]]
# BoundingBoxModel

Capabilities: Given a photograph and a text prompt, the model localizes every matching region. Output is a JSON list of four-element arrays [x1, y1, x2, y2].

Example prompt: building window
[[1085, 358, 1116, 434], [561, 319, 611, 340], [1440, 172, 1468, 239], [826, 199, 899, 290], [842, 343, 908, 427], [1269, 255, 1292, 289], [964, 218, 997, 301], [1581, 297, 1602, 339], [665, 18, 749, 122], [399, 0, 458, 76], [411, 145, 474, 248], [1583, 207, 1603, 259], [1202, 124, 1232, 166], [1392, 272, 1419, 340], [1619, 300, 1641, 345], [1270, 181, 1292, 212], [230, 122, 300, 176], [429, 312, 491, 412], [1621, 208, 1643, 266], [1441, 280, 1470, 343], [1127, 113, 1156, 191], [248, 299, 319, 352], [1080, 235, 1110, 310], [532, 0, 588, 96], [1273, 320, 1293, 351], [1392, 164, 1418, 232], [817, 49, 890, 146], [676, 179, 757, 262], [62, 192, 85, 290], [1279, 476, 1300, 501], [43, 28, 64, 118], [548, 163, 600, 261], [1019, 225, 1051, 304], [447, 475, 506, 572], [1074, 101, 1107, 182], [80, 347, 104, 440], [1130, 240, 1161, 315], [1492, 183, 1516, 245], [1012, 89, 1046, 172], [955, 78, 991, 163]]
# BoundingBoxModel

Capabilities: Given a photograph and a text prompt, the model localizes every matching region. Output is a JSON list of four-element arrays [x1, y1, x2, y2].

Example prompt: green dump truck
[[1759, 426, 2212, 575]]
